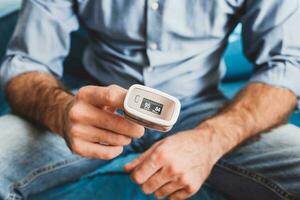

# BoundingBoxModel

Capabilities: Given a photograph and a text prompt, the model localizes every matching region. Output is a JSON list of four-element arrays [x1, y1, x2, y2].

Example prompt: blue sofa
[[0, 2, 299, 199]]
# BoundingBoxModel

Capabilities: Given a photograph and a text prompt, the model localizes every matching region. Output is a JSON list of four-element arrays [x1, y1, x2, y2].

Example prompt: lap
[[0, 113, 227, 200], [1, 97, 299, 200], [159, 99, 300, 199], [0, 114, 106, 200], [210, 124, 300, 200]]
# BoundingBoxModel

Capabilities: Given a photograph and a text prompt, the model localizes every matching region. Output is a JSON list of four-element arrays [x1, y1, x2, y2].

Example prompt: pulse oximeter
[[124, 84, 181, 132]]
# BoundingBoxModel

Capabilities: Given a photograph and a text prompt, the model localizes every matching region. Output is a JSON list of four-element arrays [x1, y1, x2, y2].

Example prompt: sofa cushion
[[0, 11, 20, 115], [0, 0, 21, 18], [223, 25, 253, 81]]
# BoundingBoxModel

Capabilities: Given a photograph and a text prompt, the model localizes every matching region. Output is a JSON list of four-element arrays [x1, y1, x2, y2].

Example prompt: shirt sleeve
[[0, 0, 79, 89], [241, 0, 300, 110]]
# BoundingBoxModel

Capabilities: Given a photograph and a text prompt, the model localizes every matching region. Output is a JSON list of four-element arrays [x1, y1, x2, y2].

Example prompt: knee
[[0, 114, 42, 158], [221, 124, 300, 197], [0, 114, 32, 132], [255, 124, 300, 196], [268, 124, 300, 151]]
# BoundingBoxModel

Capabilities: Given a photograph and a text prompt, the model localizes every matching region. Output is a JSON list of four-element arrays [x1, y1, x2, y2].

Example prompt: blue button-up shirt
[[1, 0, 300, 109]]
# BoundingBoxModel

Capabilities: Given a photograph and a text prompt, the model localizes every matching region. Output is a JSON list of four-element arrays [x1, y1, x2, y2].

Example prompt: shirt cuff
[[249, 62, 300, 111], [0, 55, 51, 90]]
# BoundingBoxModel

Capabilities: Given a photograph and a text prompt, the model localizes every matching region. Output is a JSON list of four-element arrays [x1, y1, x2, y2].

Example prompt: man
[[0, 0, 300, 199]]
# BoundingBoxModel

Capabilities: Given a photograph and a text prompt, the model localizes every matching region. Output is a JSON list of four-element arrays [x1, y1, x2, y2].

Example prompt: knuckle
[[108, 84, 119, 91], [186, 185, 197, 194], [77, 86, 90, 100], [167, 165, 179, 176], [178, 175, 188, 185], [150, 154, 161, 165], [68, 104, 81, 122], [105, 86, 118, 103], [150, 153, 159, 163], [155, 148, 167, 162]]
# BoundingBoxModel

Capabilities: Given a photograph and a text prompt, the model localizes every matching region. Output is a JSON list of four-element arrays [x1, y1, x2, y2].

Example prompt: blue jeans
[[0, 95, 300, 200]]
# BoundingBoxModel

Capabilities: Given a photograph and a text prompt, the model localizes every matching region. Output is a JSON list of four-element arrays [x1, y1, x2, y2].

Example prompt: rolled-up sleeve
[[0, 0, 79, 89], [241, 0, 300, 110]]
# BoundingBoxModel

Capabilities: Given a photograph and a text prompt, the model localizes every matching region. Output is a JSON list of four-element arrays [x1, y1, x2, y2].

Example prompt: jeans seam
[[7, 156, 84, 200], [216, 160, 298, 200]]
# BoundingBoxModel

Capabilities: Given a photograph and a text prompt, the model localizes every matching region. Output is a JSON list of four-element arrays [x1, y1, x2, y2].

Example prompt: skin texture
[[124, 83, 297, 199], [6, 72, 145, 160], [6, 72, 297, 199]]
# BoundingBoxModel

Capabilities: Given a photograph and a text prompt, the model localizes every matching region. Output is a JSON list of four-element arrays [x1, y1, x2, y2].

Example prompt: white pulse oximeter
[[124, 84, 181, 132]]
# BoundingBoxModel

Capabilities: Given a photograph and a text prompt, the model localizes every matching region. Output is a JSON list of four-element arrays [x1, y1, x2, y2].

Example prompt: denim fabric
[[0, 94, 299, 200]]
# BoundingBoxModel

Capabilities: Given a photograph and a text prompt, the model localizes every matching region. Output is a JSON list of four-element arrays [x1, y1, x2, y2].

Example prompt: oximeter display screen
[[140, 98, 163, 115]]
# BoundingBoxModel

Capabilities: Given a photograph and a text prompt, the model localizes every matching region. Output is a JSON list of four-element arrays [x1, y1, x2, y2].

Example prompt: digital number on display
[[140, 98, 163, 115]]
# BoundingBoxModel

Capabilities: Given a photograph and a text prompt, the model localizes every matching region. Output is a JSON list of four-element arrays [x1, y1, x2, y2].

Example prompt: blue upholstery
[[223, 25, 253, 82], [0, 0, 20, 18], [0, 2, 299, 199], [0, 1, 21, 115]]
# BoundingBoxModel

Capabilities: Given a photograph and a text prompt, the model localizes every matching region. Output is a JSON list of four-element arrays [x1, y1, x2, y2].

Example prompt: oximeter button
[[134, 95, 140, 103]]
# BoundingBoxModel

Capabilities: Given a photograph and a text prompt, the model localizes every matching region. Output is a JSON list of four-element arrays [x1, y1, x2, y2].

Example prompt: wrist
[[44, 89, 75, 136], [59, 92, 75, 136], [193, 118, 239, 158]]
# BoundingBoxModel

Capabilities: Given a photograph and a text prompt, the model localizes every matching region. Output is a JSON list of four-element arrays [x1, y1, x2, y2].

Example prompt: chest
[[76, 0, 243, 41]]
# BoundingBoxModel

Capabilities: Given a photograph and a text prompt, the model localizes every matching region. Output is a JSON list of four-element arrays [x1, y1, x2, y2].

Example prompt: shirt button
[[147, 66, 155, 72], [151, 1, 159, 11], [149, 42, 158, 50]]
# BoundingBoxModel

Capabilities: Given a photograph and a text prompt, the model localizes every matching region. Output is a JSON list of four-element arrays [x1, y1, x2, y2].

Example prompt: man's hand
[[64, 85, 145, 160], [123, 82, 297, 200], [6, 72, 144, 159], [6, 72, 145, 160], [124, 129, 223, 200]]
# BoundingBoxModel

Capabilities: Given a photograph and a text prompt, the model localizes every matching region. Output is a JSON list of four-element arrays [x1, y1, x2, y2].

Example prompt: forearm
[[197, 83, 297, 155], [5, 72, 74, 135]]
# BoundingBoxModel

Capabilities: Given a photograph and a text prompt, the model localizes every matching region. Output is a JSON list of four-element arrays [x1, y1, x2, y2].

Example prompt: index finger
[[131, 156, 162, 185], [77, 84, 127, 109], [129, 151, 162, 184]]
